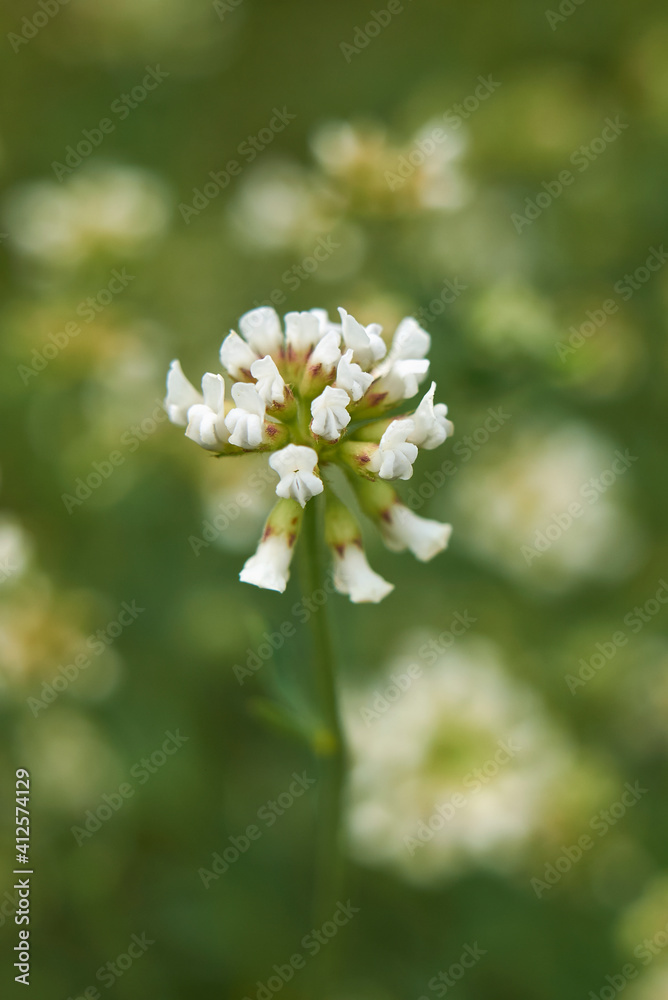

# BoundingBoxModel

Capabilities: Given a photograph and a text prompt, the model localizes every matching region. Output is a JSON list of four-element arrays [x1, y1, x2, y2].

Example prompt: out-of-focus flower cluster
[[451, 424, 643, 590], [0, 474, 121, 706], [4, 164, 171, 269], [344, 637, 609, 883], [229, 119, 468, 262]]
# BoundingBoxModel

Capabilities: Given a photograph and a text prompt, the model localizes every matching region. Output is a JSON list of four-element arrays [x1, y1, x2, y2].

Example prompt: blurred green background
[[1, 0, 668, 997]]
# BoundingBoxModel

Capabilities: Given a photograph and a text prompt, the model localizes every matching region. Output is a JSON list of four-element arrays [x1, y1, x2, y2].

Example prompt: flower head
[[166, 306, 453, 601]]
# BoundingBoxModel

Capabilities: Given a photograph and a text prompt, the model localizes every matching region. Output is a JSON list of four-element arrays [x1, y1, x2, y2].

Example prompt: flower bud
[[354, 479, 452, 562], [240, 499, 303, 593], [325, 495, 393, 603]]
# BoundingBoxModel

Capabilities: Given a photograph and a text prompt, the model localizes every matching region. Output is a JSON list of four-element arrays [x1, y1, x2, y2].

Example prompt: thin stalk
[[301, 498, 346, 977]]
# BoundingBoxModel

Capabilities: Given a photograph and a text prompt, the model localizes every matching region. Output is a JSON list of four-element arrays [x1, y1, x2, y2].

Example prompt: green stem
[[301, 498, 346, 979]]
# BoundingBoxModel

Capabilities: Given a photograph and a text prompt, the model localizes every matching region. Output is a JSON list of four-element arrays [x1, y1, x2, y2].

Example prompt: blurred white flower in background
[[466, 279, 559, 359], [613, 639, 668, 756], [196, 453, 275, 555], [625, 969, 668, 1000], [450, 423, 643, 589], [617, 874, 668, 1000], [0, 517, 32, 586], [311, 119, 469, 212], [0, 498, 122, 703], [229, 117, 468, 266], [403, 119, 469, 210], [344, 637, 598, 883], [4, 164, 170, 267], [627, 20, 668, 125], [618, 873, 668, 957], [66, 0, 225, 68], [17, 707, 122, 811], [0, 578, 122, 702], [229, 161, 341, 251]]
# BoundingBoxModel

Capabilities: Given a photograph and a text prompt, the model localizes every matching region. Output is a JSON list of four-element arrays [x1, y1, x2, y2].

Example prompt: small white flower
[[332, 544, 394, 603], [185, 373, 228, 451], [407, 382, 454, 449], [225, 383, 266, 449], [250, 355, 286, 406], [269, 444, 324, 507], [285, 310, 322, 354], [220, 331, 258, 379], [377, 358, 430, 402], [370, 420, 419, 480], [310, 386, 351, 441], [338, 307, 387, 368], [239, 306, 284, 357], [0, 517, 31, 583], [240, 533, 294, 593], [335, 349, 374, 401], [165, 360, 203, 426], [387, 316, 431, 362], [309, 330, 342, 373], [310, 308, 341, 339], [379, 505, 452, 561]]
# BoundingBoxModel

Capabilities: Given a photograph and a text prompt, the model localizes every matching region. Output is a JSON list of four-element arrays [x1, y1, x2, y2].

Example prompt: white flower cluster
[[451, 424, 641, 590], [166, 306, 454, 601], [344, 639, 596, 882], [4, 165, 170, 267]]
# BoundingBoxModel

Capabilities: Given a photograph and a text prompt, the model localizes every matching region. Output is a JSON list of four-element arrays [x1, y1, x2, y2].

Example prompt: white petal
[[369, 420, 419, 481], [310, 330, 342, 372], [310, 307, 330, 328], [230, 381, 265, 415], [250, 355, 286, 406], [310, 386, 351, 441], [333, 545, 394, 603], [240, 534, 294, 593], [165, 360, 202, 426], [380, 506, 452, 561], [239, 306, 283, 356], [285, 311, 321, 353], [388, 316, 431, 361], [275, 471, 323, 506], [269, 444, 324, 507], [408, 382, 453, 449], [435, 403, 455, 438], [201, 372, 225, 412], [220, 331, 258, 378], [269, 443, 318, 478], [335, 348, 374, 402], [338, 307, 387, 368], [185, 404, 228, 451], [377, 358, 430, 402], [310, 308, 340, 339], [184, 373, 227, 450]]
